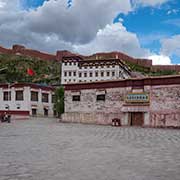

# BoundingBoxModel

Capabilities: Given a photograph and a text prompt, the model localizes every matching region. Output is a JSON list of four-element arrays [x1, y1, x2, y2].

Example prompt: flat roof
[[64, 75, 180, 91], [0, 83, 55, 91]]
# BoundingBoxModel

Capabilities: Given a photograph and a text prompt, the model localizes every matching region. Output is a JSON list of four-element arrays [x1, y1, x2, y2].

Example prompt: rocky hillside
[[0, 54, 60, 84]]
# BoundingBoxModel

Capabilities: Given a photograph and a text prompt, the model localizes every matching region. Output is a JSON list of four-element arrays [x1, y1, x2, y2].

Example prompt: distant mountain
[[0, 44, 179, 85]]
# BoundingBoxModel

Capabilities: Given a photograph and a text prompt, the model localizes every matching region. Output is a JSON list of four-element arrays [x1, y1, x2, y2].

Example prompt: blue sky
[[21, 0, 47, 9], [0, 0, 179, 64], [113, 1, 180, 64]]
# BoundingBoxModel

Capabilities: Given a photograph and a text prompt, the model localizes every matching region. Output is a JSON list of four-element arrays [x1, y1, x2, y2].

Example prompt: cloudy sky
[[0, 0, 179, 64]]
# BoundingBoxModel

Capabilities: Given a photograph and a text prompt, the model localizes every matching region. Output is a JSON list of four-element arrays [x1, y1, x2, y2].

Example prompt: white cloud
[[132, 0, 169, 6], [0, 0, 176, 65], [148, 54, 172, 65], [26, 0, 132, 44], [74, 23, 150, 57], [161, 35, 180, 56]]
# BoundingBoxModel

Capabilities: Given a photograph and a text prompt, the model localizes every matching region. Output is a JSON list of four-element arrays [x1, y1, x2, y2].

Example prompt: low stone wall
[[62, 112, 127, 125]]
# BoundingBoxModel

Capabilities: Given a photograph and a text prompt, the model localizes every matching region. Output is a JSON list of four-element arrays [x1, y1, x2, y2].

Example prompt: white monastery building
[[0, 83, 55, 119], [61, 55, 132, 84]]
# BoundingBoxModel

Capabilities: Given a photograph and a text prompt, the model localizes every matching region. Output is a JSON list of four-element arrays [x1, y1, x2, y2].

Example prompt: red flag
[[27, 68, 35, 76]]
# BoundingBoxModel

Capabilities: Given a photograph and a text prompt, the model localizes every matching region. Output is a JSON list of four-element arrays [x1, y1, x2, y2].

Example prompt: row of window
[[63, 62, 117, 69], [64, 71, 117, 77], [79, 65, 116, 69], [72, 94, 105, 101], [3, 91, 55, 103], [64, 62, 77, 66]]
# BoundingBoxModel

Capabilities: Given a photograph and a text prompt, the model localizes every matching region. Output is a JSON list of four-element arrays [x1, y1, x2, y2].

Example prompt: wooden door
[[131, 112, 144, 126]]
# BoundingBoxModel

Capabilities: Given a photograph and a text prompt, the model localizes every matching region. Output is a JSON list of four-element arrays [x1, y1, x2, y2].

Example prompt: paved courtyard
[[0, 118, 180, 180]]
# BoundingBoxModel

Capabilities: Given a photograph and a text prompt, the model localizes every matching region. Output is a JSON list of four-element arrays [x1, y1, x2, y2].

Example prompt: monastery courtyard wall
[[62, 77, 180, 128]]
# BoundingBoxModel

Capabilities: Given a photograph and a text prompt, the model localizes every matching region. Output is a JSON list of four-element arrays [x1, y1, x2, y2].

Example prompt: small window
[[64, 72, 67, 76], [64, 62, 67, 66], [31, 91, 38, 101], [84, 72, 87, 77], [112, 71, 115, 76], [52, 95, 56, 103], [73, 72, 76, 76], [107, 72, 110, 76], [73, 62, 76, 65], [101, 72, 104, 77], [42, 93, 49, 103], [95, 72, 98, 77], [79, 72, 82, 77], [69, 62, 72, 65], [90, 72, 93, 77], [3, 91, 11, 101], [16, 104, 21, 109], [97, 94, 105, 101], [69, 72, 72, 76], [16, 91, 24, 101], [72, 95, 80, 101]]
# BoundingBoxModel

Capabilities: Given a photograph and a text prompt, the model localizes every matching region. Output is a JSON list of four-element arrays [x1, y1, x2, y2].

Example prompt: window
[[107, 72, 110, 76], [101, 72, 104, 77], [16, 104, 20, 109], [72, 95, 80, 101], [90, 72, 93, 77], [69, 71, 72, 76], [95, 72, 98, 77], [42, 93, 49, 103], [31, 91, 38, 101], [73, 71, 76, 76], [64, 71, 67, 76], [69, 62, 72, 65], [52, 95, 56, 103], [16, 91, 23, 101], [96, 94, 105, 101], [79, 72, 82, 77], [84, 72, 87, 77], [73, 62, 76, 65], [64, 62, 67, 66], [3, 91, 11, 101], [112, 71, 115, 76]]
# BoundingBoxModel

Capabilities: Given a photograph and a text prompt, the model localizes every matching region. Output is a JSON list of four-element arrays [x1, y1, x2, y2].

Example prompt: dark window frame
[[31, 91, 38, 102], [96, 94, 105, 101], [72, 95, 80, 101], [3, 91, 11, 101], [42, 93, 49, 103], [16, 90, 24, 101]]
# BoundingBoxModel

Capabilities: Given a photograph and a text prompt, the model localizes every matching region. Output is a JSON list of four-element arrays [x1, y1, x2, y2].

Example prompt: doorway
[[129, 112, 144, 126], [44, 108, 48, 116], [32, 109, 37, 116]]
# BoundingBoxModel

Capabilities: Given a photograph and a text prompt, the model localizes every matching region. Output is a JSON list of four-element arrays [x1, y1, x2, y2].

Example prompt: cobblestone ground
[[0, 118, 180, 180]]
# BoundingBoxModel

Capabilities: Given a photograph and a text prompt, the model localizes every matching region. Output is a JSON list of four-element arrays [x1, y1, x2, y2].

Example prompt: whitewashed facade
[[61, 56, 131, 84], [0, 83, 55, 119]]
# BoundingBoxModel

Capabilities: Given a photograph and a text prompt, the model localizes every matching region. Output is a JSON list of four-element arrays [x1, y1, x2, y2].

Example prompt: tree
[[54, 87, 64, 119]]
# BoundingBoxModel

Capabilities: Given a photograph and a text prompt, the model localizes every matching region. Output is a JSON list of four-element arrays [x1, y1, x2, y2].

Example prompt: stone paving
[[0, 118, 180, 180]]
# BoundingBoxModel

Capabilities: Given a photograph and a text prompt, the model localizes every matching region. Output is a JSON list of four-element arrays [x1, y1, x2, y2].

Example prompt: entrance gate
[[129, 112, 144, 126]]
